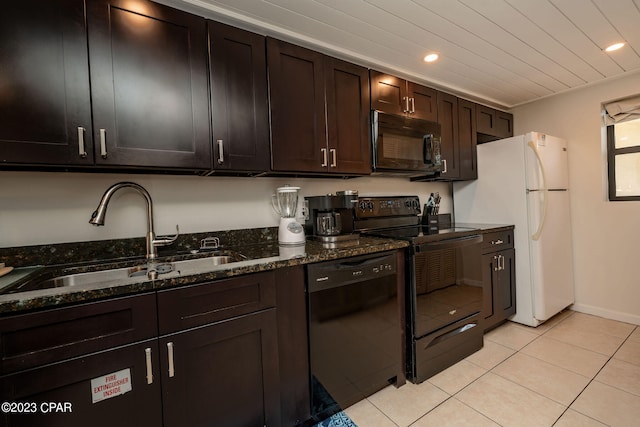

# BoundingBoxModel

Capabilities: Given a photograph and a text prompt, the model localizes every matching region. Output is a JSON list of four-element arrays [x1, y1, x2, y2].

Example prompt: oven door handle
[[415, 234, 483, 252]]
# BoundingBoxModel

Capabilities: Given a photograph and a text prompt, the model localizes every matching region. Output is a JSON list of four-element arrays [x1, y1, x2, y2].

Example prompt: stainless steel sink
[[2, 250, 247, 295], [37, 264, 156, 289]]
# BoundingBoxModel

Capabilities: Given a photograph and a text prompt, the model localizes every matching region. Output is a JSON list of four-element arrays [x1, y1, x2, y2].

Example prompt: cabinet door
[[268, 38, 327, 172], [87, 0, 211, 170], [498, 248, 516, 318], [160, 309, 280, 427], [476, 104, 496, 136], [436, 92, 459, 179], [209, 21, 269, 172], [481, 252, 499, 329], [482, 249, 516, 331], [458, 99, 478, 180], [325, 57, 371, 174], [370, 71, 408, 116], [495, 111, 514, 138], [0, 340, 162, 427], [408, 83, 438, 122], [0, 0, 93, 166]]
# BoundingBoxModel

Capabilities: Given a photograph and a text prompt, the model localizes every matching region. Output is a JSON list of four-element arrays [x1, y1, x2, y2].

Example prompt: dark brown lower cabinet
[[482, 248, 516, 331], [0, 340, 163, 427], [0, 268, 310, 427], [156, 268, 308, 426], [159, 310, 280, 427]]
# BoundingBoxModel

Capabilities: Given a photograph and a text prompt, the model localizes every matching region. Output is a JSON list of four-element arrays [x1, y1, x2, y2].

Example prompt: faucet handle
[[153, 224, 180, 247]]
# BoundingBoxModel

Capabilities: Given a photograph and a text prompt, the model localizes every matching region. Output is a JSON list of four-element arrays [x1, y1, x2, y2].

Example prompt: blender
[[272, 185, 306, 245]]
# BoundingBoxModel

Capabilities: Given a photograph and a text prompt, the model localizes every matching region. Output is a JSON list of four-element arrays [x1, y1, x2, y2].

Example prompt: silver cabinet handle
[[321, 148, 328, 167], [491, 239, 504, 245], [145, 347, 153, 385], [410, 97, 416, 113], [442, 159, 447, 173], [167, 342, 175, 378], [77, 127, 87, 158], [500, 254, 505, 271], [402, 96, 410, 113], [99, 128, 107, 158], [330, 148, 337, 167], [217, 139, 224, 164], [494, 255, 499, 271]]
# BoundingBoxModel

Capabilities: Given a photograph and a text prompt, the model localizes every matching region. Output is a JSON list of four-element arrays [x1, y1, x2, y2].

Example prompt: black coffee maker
[[304, 191, 359, 247]]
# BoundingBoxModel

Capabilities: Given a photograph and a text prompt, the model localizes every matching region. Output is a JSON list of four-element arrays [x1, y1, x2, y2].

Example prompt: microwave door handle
[[372, 111, 379, 146], [423, 134, 433, 164], [372, 110, 380, 166]]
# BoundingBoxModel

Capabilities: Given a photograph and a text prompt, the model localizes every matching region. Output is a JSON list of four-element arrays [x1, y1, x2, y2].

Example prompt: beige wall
[[0, 172, 450, 248], [511, 70, 640, 325]]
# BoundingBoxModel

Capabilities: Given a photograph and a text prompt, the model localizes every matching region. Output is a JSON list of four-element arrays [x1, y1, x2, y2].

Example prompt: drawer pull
[[145, 347, 153, 385], [167, 342, 175, 378], [491, 239, 504, 245]]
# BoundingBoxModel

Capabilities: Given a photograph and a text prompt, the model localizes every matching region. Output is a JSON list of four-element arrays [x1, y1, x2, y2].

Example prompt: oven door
[[372, 111, 442, 174], [411, 234, 483, 339]]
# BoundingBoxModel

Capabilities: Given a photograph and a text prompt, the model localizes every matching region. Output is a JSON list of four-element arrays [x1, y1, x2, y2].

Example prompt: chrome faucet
[[89, 182, 179, 260]]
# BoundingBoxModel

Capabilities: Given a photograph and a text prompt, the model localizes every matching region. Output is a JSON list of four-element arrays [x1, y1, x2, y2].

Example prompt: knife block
[[421, 213, 452, 231]]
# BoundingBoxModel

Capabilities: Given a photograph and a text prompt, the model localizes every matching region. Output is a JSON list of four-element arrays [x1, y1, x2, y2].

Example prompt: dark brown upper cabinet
[[268, 38, 370, 175], [325, 56, 371, 174], [476, 105, 514, 143], [87, 0, 211, 170], [458, 99, 479, 180], [436, 92, 460, 180], [0, 0, 94, 166], [370, 71, 437, 122], [1, 0, 212, 171], [208, 22, 270, 173]]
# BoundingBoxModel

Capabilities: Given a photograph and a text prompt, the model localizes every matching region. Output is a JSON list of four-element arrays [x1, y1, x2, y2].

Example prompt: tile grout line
[[549, 324, 638, 425]]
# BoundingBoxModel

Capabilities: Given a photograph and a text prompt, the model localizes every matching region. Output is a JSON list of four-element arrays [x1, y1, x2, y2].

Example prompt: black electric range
[[355, 196, 485, 383]]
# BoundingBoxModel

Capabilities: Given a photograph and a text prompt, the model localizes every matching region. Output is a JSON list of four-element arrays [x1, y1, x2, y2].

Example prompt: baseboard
[[570, 303, 640, 326]]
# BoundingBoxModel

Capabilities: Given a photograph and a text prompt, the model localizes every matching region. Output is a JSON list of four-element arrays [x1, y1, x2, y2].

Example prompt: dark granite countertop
[[0, 224, 513, 316], [460, 223, 515, 233], [0, 231, 408, 315]]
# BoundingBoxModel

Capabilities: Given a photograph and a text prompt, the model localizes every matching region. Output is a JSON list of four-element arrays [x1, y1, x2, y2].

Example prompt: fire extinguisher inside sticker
[[91, 368, 133, 403]]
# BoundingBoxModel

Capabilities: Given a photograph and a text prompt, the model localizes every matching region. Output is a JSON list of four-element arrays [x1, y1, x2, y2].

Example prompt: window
[[604, 95, 640, 201]]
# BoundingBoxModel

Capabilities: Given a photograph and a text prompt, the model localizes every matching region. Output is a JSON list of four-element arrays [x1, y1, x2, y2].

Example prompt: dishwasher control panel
[[306, 252, 397, 292]]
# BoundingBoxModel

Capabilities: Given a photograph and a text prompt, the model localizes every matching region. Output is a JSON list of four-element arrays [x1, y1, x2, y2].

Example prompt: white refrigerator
[[453, 132, 575, 327]]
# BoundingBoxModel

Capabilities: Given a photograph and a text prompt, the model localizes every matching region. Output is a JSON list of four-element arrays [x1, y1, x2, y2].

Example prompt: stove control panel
[[356, 196, 421, 218]]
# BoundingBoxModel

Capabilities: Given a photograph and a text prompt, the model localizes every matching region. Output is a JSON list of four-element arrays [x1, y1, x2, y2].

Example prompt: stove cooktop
[[364, 225, 481, 244]]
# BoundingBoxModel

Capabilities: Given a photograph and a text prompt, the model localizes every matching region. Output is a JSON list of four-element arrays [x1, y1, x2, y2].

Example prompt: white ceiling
[[165, 0, 640, 109]]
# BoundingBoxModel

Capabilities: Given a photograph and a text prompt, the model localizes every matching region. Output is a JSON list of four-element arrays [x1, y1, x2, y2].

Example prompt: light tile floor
[[344, 310, 640, 426]]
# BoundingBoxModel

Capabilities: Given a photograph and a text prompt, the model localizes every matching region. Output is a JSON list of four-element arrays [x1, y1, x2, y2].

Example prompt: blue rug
[[314, 411, 358, 427]]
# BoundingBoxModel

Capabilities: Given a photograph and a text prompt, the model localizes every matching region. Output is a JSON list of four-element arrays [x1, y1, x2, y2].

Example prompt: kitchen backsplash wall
[[0, 171, 450, 248]]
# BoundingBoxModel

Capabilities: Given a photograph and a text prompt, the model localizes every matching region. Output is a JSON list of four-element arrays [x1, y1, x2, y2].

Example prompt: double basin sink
[[2, 250, 247, 295]]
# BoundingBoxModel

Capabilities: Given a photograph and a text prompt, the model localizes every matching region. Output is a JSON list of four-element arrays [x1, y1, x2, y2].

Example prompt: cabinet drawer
[[157, 271, 276, 335], [482, 230, 514, 253], [0, 293, 157, 375]]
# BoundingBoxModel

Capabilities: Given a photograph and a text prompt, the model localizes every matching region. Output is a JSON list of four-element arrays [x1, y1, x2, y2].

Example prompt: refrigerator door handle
[[528, 140, 548, 241]]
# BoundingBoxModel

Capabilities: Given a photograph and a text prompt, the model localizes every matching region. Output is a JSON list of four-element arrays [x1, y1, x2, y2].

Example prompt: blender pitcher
[[272, 186, 306, 245]]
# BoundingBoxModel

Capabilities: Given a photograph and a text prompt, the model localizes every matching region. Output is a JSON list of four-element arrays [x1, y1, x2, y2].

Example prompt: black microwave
[[371, 110, 442, 176]]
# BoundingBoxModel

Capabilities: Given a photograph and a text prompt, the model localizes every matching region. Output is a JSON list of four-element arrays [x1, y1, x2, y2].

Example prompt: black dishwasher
[[306, 251, 401, 420]]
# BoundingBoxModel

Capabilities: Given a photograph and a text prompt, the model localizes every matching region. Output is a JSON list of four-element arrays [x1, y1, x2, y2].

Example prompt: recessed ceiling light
[[605, 42, 625, 52], [424, 53, 439, 63]]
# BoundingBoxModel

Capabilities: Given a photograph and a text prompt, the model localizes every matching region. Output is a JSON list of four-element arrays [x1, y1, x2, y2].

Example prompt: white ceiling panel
[[166, 0, 640, 108]]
